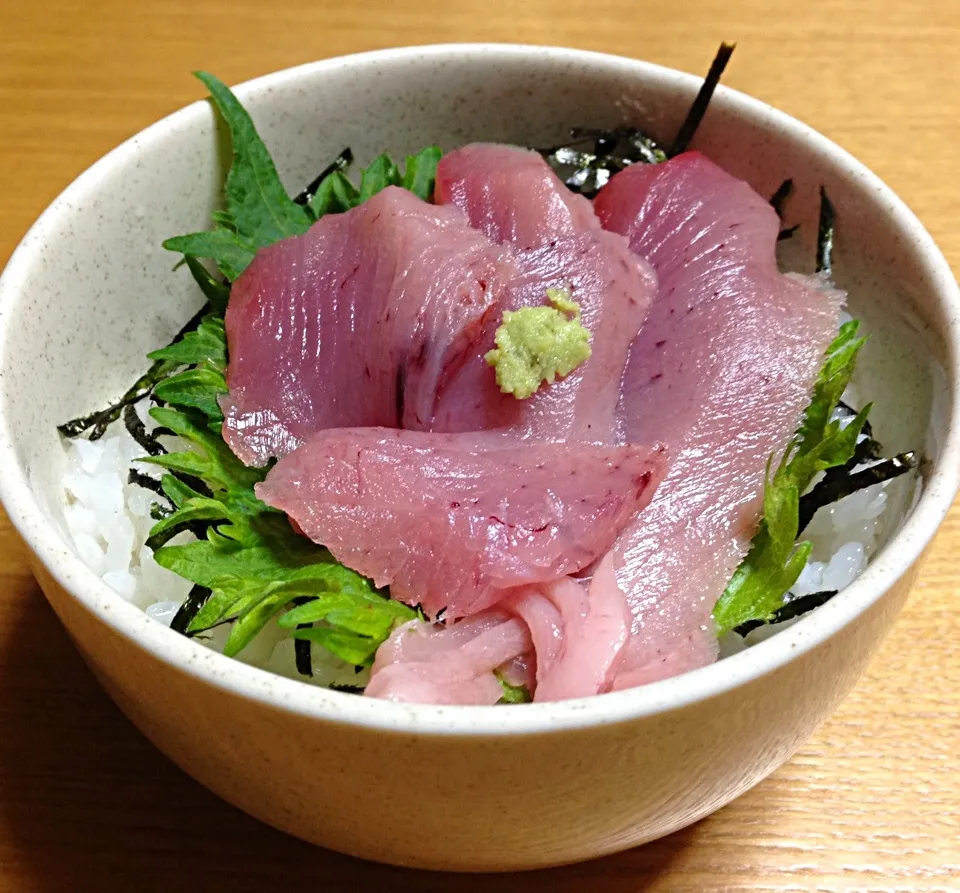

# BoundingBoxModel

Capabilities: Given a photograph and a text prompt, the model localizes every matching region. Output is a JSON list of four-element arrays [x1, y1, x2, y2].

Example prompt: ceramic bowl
[[0, 44, 957, 872]]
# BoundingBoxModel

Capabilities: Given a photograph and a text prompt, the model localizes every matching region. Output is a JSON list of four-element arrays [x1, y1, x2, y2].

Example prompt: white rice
[[59, 401, 368, 689], [58, 382, 915, 681]]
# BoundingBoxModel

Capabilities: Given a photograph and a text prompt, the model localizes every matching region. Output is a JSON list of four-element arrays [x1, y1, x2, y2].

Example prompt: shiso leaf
[[161, 71, 313, 280], [712, 322, 870, 635], [497, 676, 533, 704], [153, 368, 228, 422], [184, 256, 231, 314], [291, 627, 384, 667], [357, 153, 402, 202], [193, 71, 314, 248], [148, 315, 227, 370], [732, 589, 839, 637], [401, 145, 443, 200], [163, 230, 257, 282], [144, 391, 412, 658], [308, 146, 443, 215], [153, 496, 413, 657], [140, 406, 263, 495]]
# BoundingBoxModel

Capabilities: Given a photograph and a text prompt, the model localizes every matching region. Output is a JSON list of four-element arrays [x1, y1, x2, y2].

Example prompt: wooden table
[[1, 1, 958, 889]]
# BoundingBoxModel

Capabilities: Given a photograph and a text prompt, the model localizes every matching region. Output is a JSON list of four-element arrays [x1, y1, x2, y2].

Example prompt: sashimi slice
[[366, 556, 630, 705], [222, 186, 515, 466], [592, 151, 844, 687], [509, 554, 629, 701], [365, 611, 531, 706], [431, 144, 657, 443], [256, 427, 667, 620], [434, 142, 600, 248]]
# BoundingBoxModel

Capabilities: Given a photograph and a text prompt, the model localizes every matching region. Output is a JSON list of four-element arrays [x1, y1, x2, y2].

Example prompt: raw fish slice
[[256, 427, 666, 620], [222, 186, 515, 466], [365, 611, 531, 705], [431, 144, 657, 443], [434, 142, 600, 248], [509, 554, 629, 701], [366, 555, 630, 705], [592, 152, 843, 687]]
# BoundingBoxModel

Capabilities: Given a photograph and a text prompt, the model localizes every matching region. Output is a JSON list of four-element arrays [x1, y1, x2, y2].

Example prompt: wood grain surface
[[1, 1, 958, 889]]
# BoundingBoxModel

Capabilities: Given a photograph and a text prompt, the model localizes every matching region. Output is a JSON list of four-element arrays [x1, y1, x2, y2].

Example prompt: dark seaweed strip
[[668, 42, 736, 157], [733, 590, 839, 636], [170, 584, 212, 635], [123, 403, 166, 457], [538, 126, 666, 198], [145, 519, 218, 552], [797, 451, 918, 534], [329, 683, 365, 695], [816, 186, 836, 275], [127, 468, 165, 496], [291, 596, 313, 677], [778, 225, 800, 242], [58, 303, 210, 440], [293, 147, 354, 206], [174, 473, 215, 500], [769, 178, 793, 217], [150, 502, 172, 521], [837, 399, 877, 443], [294, 638, 312, 676]]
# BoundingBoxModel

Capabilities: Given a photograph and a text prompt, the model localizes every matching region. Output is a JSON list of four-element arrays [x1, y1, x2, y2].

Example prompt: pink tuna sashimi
[[434, 142, 600, 248], [365, 611, 531, 705], [256, 427, 666, 620], [366, 556, 629, 705], [222, 186, 515, 466], [592, 151, 843, 688], [431, 144, 657, 443], [509, 554, 629, 701]]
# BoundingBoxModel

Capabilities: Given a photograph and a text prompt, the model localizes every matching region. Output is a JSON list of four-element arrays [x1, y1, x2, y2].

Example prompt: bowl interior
[[0, 45, 956, 729]]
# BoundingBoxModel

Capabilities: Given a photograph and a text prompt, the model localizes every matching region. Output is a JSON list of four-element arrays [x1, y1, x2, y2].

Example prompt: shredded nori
[[127, 468, 165, 496], [293, 147, 353, 206], [668, 42, 736, 157], [770, 180, 800, 240], [769, 178, 793, 217], [777, 224, 800, 242], [816, 186, 836, 276], [294, 638, 312, 676], [733, 590, 839, 636], [798, 451, 918, 534], [170, 584, 212, 635], [145, 520, 215, 552], [329, 683, 365, 695], [539, 128, 667, 198], [149, 501, 172, 521], [539, 42, 735, 198], [58, 303, 210, 440], [123, 403, 166, 456], [290, 595, 314, 677], [839, 401, 870, 436]]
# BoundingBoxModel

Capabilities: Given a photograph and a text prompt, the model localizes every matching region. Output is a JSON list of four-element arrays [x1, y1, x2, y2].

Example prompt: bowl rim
[[1, 42, 958, 737]]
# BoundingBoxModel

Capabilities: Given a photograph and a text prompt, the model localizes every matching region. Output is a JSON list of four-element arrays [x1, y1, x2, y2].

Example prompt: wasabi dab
[[484, 288, 592, 399]]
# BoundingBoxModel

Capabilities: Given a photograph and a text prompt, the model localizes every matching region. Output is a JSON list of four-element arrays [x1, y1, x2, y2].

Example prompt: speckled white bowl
[[0, 44, 957, 872]]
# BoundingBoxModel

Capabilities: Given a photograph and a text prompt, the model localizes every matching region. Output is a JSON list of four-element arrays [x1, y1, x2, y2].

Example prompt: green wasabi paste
[[484, 288, 592, 399]]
